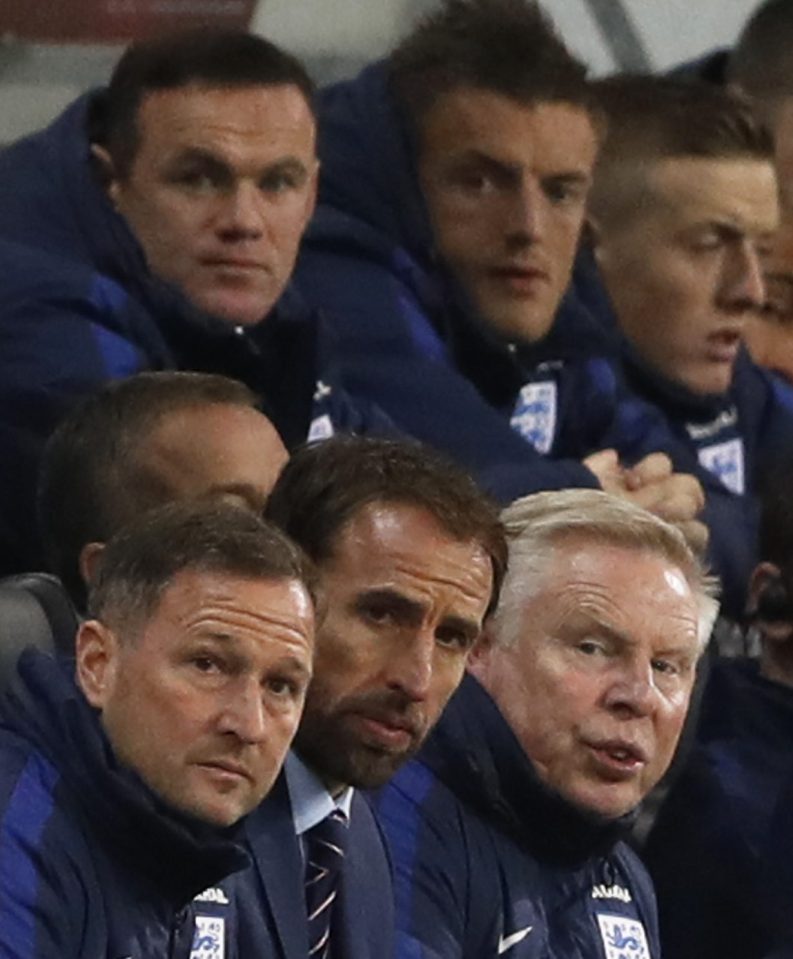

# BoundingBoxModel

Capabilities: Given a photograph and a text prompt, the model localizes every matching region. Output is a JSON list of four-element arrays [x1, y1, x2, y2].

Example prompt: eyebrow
[[356, 588, 482, 642], [169, 147, 311, 179]]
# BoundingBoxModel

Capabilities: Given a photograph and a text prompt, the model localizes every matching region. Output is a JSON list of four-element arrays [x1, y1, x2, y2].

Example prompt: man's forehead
[[648, 155, 779, 235], [135, 82, 316, 147], [419, 86, 598, 166]]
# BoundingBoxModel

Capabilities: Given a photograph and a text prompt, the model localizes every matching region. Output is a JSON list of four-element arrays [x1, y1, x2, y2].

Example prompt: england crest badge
[[697, 437, 745, 495], [190, 916, 225, 959], [596, 914, 650, 959], [510, 381, 557, 454]]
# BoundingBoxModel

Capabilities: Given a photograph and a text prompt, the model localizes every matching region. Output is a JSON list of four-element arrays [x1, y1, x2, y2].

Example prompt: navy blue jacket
[[644, 658, 793, 959], [574, 256, 793, 614], [298, 62, 762, 613], [373, 675, 660, 959], [0, 94, 387, 575], [231, 772, 394, 959], [0, 649, 249, 958]]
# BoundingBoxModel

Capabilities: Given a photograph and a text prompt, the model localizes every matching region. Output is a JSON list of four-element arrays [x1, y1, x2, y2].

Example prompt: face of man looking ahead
[[470, 537, 702, 819], [294, 500, 494, 794], [78, 567, 315, 826], [98, 83, 318, 327]]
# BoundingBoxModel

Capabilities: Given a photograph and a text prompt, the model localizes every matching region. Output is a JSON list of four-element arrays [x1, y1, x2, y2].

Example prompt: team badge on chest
[[190, 916, 225, 959], [510, 381, 557, 454], [596, 914, 650, 959]]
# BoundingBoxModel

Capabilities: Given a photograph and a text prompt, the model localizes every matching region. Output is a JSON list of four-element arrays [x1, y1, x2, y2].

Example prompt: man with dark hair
[[0, 29, 377, 575], [229, 435, 505, 959], [584, 75, 793, 614], [39, 370, 288, 614], [644, 456, 793, 959], [293, 0, 744, 586], [0, 501, 316, 957], [373, 488, 718, 958]]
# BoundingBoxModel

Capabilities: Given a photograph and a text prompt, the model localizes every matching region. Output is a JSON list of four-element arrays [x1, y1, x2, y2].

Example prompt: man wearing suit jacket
[[232, 435, 506, 959]]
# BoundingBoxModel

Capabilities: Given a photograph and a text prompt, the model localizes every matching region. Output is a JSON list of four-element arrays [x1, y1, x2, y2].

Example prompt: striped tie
[[304, 809, 348, 959]]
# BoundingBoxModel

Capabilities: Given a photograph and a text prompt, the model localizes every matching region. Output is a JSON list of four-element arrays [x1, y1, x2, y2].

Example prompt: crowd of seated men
[[2, 0, 793, 956]]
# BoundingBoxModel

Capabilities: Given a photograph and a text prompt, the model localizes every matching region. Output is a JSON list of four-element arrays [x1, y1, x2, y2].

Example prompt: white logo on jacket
[[592, 883, 632, 903], [191, 916, 225, 959], [510, 381, 557, 454], [596, 914, 649, 959], [697, 437, 745, 494]]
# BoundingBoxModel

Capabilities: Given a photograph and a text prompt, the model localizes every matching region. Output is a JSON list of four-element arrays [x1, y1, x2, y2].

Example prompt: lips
[[705, 328, 743, 363], [196, 759, 253, 782], [349, 709, 422, 753], [584, 738, 649, 778], [488, 265, 549, 293]]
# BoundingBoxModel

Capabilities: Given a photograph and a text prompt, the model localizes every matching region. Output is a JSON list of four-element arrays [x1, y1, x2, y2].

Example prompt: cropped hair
[[90, 28, 315, 178], [88, 500, 315, 636], [389, 0, 595, 133], [264, 435, 507, 616], [594, 74, 773, 166], [729, 0, 793, 105], [490, 489, 719, 650], [39, 371, 260, 611], [590, 75, 773, 225]]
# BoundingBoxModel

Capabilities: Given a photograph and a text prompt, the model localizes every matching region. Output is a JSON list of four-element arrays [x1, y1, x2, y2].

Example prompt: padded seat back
[[0, 573, 79, 691]]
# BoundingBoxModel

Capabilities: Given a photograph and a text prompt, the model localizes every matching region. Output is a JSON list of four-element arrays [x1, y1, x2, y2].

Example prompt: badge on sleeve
[[510, 382, 557, 454], [697, 438, 745, 495], [190, 916, 225, 959], [596, 914, 650, 959]]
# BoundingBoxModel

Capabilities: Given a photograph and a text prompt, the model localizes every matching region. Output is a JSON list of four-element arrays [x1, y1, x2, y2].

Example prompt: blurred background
[[0, 0, 760, 143]]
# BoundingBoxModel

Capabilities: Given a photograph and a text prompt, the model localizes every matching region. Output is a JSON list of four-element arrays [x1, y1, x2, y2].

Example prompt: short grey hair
[[490, 489, 720, 649]]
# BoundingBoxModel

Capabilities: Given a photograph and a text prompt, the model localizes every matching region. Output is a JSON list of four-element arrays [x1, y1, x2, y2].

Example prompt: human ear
[[75, 619, 119, 709], [78, 541, 106, 588], [466, 624, 496, 679], [90, 143, 121, 205]]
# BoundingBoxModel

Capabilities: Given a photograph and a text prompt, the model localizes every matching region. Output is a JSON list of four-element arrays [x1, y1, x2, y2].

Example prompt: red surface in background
[[0, 0, 255, 42]]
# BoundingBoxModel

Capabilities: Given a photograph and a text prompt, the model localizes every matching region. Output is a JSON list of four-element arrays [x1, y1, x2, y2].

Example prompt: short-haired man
[[373, 488, 718, 958], [0, 30, 374, 575], [295, 0, 708, 540], [0, 501, 316, 957], [644, 460, 793, 959], [586, 75, 793, 614], [677, 1, 793, 387], [228, 435, 506, 959], [39, 370, 288, 614]]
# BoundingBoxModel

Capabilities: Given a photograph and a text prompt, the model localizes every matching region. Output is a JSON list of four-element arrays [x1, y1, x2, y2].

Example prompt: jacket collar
[[420, 674, 635, 866], [1, 649, 250, 906]]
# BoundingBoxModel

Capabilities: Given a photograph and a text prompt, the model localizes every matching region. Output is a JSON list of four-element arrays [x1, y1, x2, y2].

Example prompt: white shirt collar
[[285, 751, 354, 837]]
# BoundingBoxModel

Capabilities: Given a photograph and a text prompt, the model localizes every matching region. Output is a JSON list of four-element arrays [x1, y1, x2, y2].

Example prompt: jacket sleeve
[[578, 356, 758, 618], [0, 752, 85, 958], [0, 270, 152, 573], [372, 771, 494, 959], [295, 245, 599, 504]]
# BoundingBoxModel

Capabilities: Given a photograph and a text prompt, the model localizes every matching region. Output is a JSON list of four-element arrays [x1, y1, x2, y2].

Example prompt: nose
[[216, 181, 265, 241], [384, 630, 434, 702], [505, 179, 544, 246], [602, 657, 657, 719], [218, 679, 268, 744], [721, 242, 766, 311]]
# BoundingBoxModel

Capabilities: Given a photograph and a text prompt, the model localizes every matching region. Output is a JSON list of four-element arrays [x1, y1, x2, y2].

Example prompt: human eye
[[360, 601, 396, 626], [544, 178, 586, 206], [449, 166, 498, 196], [576, 637, 608, 657], [259, 168, 304, 195], [265, 675, 300, 698], [188, 651, 225, 675], [435, 626, 475, 652]]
